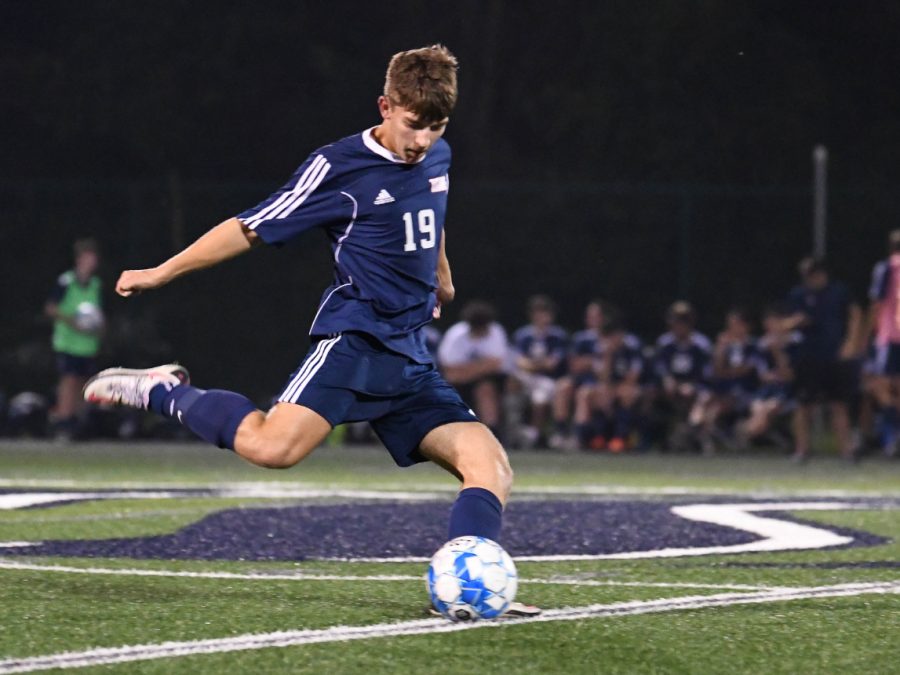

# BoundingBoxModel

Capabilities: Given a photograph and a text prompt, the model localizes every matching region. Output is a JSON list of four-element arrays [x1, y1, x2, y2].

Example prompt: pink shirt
[[876, 254, 900, 346]]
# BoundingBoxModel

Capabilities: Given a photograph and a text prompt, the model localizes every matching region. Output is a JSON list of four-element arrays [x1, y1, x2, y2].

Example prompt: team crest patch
[[429, 175, 449, 192]]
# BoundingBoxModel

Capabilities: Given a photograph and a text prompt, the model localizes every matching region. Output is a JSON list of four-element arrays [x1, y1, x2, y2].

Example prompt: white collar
[[362, 126, 427, 164]]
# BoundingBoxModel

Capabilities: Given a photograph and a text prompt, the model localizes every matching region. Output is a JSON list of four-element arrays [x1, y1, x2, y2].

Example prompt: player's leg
[[549, 375, 576, 449], [418, 421, 513, 541], [232, 403, 332, 468], [84, 363, 333, 467]]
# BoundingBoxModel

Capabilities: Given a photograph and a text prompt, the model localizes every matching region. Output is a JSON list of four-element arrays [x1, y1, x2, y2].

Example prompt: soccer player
[[45, 237, 104, 441], [437, 300, 510, 437], [693, 307, 759, 454], [509, 295, 568, 447], [83, 45, 537, 617], [581, 315, 645, 452], [549, 299, 605, 450], [783, 257, 864, 462], [866, 229, 900, 456], [738, 303, 802, 448], [654, 301, 712, 451]]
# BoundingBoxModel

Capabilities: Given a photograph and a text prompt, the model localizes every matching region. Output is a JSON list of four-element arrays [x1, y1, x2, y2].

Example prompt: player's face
[[585, 303, 603, 330], [530, 308, 553, 328], [377, 97, 448, 164], [76, 250, 99, 277]]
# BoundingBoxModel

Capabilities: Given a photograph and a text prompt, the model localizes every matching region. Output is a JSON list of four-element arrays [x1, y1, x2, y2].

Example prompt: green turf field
[[0, 441, 898, 674]]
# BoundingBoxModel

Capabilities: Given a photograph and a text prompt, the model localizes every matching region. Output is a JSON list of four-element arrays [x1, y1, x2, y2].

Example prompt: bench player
[[83, 45, 537, 617]]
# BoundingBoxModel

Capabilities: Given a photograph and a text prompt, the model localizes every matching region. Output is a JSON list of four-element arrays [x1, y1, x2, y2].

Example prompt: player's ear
[[377, 95, 392, 120]]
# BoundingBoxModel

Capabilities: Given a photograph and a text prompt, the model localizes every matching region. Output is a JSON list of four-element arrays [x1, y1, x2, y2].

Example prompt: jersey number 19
[[403, 209, 436, 252]]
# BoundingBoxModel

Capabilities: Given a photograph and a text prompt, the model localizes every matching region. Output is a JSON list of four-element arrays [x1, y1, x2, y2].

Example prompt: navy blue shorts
[[55, 352, 96, 377], [277, 332, 478, 467]]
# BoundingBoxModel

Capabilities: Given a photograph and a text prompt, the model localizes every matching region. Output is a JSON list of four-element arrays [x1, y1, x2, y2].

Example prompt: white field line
[[0, 581, 896, 674], [0, 559, 771, 591], [0, 488, 445, 510], [0, 478, 896, 499]]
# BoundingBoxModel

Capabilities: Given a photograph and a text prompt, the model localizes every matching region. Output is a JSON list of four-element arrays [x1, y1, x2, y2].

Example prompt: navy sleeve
[[236, 153, 350, 246], [47, 275, 68, 304]]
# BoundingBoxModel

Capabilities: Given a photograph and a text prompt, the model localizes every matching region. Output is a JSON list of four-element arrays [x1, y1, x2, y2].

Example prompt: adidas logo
[[374, 189, 395, 205]]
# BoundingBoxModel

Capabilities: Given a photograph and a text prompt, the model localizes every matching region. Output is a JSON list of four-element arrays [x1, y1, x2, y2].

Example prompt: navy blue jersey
[[571, 329, 602, 357], [786, 281, 853, 361], [655, 331, 712, 383], [599, 340, 644, 384], [711, 337, 760, 392], [512, 324, 569, 377], [755, 331, 803, 382], [237, 128, 451, 363]]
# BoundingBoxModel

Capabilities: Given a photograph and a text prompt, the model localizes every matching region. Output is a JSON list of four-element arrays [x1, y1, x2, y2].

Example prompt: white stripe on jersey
[[308, 280, 352, 336], [271, 158, 331, 220], [334, 192, 358, 263], [280, 335, 342, 403], [244, 155, 329, 228], [242, 156, 324, 227]]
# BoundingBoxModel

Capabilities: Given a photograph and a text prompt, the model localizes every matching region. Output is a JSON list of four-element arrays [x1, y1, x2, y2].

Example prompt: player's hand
[[436, 283, 455, 306], [433, 301, 442, 319], [115, 268, 166, 297]]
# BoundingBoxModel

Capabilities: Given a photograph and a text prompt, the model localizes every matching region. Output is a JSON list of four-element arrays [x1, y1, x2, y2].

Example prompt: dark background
[[3, 1, 900, 402]]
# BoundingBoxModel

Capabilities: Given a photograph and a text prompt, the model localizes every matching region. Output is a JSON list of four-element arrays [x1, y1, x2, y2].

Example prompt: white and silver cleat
[[83, 364, 190, 410]]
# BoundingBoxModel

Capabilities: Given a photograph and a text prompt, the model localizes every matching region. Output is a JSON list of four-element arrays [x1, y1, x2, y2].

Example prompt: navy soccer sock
[[148, 384, 257, 450], [447, 487, 503, 541]]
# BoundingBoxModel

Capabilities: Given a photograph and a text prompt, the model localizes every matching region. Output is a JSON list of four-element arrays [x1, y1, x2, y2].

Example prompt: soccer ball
[[73, 302, 104, 332], [427, 536, 518, 621]]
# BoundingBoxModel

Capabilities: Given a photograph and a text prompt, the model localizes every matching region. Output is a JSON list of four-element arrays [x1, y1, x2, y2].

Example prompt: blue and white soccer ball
[[427, 536, 518, 621]]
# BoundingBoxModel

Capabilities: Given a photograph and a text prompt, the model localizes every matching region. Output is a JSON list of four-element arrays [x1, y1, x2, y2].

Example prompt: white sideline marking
[[0, 581, 896, 674], [0, 488, 444, 511], [0, 478, 895, 499], [0, 559, 771, 591]]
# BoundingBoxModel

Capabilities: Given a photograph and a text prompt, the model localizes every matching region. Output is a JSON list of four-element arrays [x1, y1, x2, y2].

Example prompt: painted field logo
[[0, 489, 892, 562]]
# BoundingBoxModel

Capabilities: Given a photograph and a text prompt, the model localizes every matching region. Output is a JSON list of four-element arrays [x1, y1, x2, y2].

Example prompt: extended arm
[[116, 218, 259, 297]]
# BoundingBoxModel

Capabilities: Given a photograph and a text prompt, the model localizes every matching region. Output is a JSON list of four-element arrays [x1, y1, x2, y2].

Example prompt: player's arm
[[44, 278, 77, 328], [840, 302, 865, 359], [116, 218, 259, 297], [435, 230, 455, 303]]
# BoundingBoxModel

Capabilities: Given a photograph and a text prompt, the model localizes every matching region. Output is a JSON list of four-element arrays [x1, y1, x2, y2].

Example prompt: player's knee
[[241, 436, 309, 469]]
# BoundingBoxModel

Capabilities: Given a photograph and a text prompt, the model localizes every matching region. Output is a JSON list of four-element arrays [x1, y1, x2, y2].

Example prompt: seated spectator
[[692, 307, 760, 454], [577, 315, 645, 451], [437, 300, 510, 438], [509, 295, 569, 447], [654, 301, 712, 451], [738, 303, 803, 447], [550, 299, 606, 450]]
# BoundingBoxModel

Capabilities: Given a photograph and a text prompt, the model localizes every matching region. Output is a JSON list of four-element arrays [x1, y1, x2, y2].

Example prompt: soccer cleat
[[83, 364, 190, 410], [428, 600, 542, 620]]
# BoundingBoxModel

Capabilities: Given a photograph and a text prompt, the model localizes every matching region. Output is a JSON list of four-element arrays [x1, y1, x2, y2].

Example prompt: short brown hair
[[384, 45, 458, 122], [73, 237, 99, 257], [527, 294, 556, 315]]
